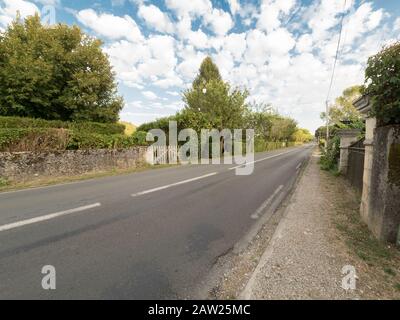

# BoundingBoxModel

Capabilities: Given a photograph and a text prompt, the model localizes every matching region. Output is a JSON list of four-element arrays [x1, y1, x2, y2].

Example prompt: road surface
[[0, 145, 313, 299]]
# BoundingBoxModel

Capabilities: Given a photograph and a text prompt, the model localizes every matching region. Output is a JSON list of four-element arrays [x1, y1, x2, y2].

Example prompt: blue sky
[[1, 0, 399, 132]]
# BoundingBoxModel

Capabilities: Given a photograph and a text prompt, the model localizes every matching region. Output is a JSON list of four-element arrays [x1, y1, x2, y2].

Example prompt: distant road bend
[[0, 145, 313, 299]]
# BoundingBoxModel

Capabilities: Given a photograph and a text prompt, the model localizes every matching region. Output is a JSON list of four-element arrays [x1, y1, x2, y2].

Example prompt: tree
[[183, 57, 248, 131], [0, 15, 123, 123], [321, 85, 363, 129], [269, 116, 298, 141], [291, 128, 313, 143], [363, 41, 400, 126]]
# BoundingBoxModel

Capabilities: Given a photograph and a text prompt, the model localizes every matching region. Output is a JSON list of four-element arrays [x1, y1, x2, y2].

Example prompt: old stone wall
[[0, 147, 148, 182], [369, 125, 400, 243]]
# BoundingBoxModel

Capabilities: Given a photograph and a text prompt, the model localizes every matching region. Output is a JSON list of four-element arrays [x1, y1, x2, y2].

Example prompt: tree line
[[0, 15, 312, 148], [138, 57, 313, 145]]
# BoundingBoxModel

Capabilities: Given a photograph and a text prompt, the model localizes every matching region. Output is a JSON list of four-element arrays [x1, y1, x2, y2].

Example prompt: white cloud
[[167, 91, 180, 96], [76, 9, 143, 42], [343, 3, 383, 44], [257, 0, 296, 33], [138, 4, 174, 34], [142, 90, 158, 100], [205, 8, 233, 36], [165, 0, 212, 18], [0, 0, 39, 27], [223, 33, 247, 61]]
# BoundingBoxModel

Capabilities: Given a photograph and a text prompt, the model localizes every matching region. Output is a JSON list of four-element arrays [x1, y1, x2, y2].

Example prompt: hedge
[[0, 127, 149, 152], [66, 131, 149, 150], [0, 116, 125, 135], [0, 128, 69, 152], [254, 139, 295, 153]]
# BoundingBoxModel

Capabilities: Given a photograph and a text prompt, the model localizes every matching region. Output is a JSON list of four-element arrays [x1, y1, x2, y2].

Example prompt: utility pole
[[325, 100, 330, 150]]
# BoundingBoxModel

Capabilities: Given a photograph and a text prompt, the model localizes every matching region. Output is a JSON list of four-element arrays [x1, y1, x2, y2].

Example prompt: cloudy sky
[[1, 0, 399, 132]]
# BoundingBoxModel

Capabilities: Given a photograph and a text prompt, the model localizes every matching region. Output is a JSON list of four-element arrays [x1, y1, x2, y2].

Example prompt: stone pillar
[[360, 117, 376, 225], [337, 129, 362, 175], [368, 125, 400, 243]]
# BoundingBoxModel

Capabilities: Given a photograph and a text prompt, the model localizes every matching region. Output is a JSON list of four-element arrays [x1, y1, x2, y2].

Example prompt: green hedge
[[66, 131, 149, 150], [0, 127, 149, 152], [254, 139, 295, 153], [0, 116, 125, 135], [0, 128, 69, 151]]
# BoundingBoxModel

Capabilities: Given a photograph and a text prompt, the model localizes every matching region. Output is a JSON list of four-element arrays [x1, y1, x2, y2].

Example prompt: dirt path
[[211, 149, 400, 299]]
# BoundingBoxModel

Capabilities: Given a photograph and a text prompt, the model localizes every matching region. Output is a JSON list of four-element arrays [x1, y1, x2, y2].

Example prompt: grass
[[322, 168, 400, 298], [0, 164, 175, 193], [0, 177, 9, 187]]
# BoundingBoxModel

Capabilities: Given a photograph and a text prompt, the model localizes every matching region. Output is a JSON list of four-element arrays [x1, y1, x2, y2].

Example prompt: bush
[[364, 42, 400, 126], [254, 139, 294, 153], [0, 118, 147, 151], [66, 132, 141, 150], [320, 135, 340, 172], [0, 128, 70, 152], [0, 116, 125, 135]]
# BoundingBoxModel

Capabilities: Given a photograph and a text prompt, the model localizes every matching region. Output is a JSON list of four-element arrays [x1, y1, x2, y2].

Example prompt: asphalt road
[[0, 145, 313, 299]]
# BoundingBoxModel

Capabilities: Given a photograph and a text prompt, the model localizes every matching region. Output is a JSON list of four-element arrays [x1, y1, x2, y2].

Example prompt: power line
[[326, 0, 348, 104], [325, 0, 348, 149]]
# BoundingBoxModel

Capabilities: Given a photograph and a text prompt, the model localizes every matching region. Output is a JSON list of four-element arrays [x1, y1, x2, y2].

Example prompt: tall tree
[[183, 57, 248, 130], [0, 14, 123, 123]]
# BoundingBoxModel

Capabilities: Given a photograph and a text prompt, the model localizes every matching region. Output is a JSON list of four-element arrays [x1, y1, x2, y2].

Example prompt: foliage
[[0, 128, 70, 151], [183, 57, 248, 131], [66, 131, 138, 150], [254, 139, 295, 153], [139, 58, 305, 151], [0, 116, 125, 135], [0, 15, 123, 123], [0, 116, 147, 151], [321, 85, 364, 129], [0, 176, 8, 187], [291, 128, 314, 143], [363, 41, 400, 126], [320, 135, 340, 172]]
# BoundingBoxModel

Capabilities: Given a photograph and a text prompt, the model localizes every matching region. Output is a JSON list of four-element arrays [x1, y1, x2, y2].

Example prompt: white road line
[[296, 162, 303, 170], [0, 203, 101, 232], [131, 172, 218, 197], [229, 148, 299, 171], [251, 185, 284, 220]]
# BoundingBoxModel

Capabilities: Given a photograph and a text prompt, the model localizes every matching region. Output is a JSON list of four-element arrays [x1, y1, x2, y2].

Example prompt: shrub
[[66, 132, 138, 150], [320, 135, 340, 172], [0, 128, 70, 152], [0, 119, 146, 151], [0, 116, 125, 135], [0, 177, 8, 187], [364, 42, 400, 126]]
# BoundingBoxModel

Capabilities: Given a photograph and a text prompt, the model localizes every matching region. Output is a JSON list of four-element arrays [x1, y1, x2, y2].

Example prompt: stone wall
[[0, 147, 148, 182], [368, 125, 400, 244]]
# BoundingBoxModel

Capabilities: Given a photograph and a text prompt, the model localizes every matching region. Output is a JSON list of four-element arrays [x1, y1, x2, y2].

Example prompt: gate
[[346, 138, 365, 192], [146, 145, 178, 165]]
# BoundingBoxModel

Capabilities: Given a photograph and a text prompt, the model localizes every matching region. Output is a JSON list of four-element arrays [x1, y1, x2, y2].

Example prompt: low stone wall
[[368, 125, 400, 244], [0, 147, 148, 182]]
